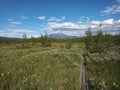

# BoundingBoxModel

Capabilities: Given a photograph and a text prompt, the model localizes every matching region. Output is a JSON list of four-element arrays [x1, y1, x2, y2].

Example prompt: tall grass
[[0, 46, 82, 90], [87, 49, 120, 90]]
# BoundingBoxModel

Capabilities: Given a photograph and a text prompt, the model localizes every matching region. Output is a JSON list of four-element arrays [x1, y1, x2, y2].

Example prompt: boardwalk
[[80, 54, 89, 90]]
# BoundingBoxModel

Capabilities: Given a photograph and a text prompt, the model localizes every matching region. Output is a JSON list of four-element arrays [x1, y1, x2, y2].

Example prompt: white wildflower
[[113, 82, 116, 86], [7, 72, 10, 75], [20, 87, 22, 90], [19, 69, 22, 73], [1, 73, 4, 76]]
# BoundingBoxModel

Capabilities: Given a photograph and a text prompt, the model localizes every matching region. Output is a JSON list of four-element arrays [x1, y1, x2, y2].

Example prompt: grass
[[0, 45, 83, 90], [87, 48, 120, 90], [0, 43, 120, 90]]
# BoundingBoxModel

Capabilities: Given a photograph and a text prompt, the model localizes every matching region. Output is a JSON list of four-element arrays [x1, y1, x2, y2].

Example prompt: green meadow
[[0, 32, 120, 90], [0, 44, 83, 90]]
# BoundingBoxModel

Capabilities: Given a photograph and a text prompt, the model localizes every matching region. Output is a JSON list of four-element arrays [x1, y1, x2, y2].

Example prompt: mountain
[[0, 36, 21, 40], [48, 33, 78, 39], [0, 36, 9, 40], [48, 33, 70, 39]]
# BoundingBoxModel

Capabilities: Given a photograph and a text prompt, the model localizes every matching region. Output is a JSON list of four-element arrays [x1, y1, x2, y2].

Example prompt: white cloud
[[48, 17, 59, 21], [48, 16, 66, 22], [11, 21, 22, 25], [116, 19, 120, 24], [43, 19, 120, 36], [0, 33, 5, 37], [77, 21, 83, 24], [93, 19, 120, 32], [102, 19, 114, 24], [0, 30, 4, 36], [0, 30, 7, 37], [79, 16, 90, 24], [100, 0, 120, 16], [79, 16, 85, 19], [21, 16, 28, 19], [38, 16, 46, 20], [91, 19, 114, 25], [91, 19, 120, 35], [10, 29, 36, 38], [0, 29, 37, 38], [45, 22, 88, 31], [79, 16, 89, 20], [91, 21, 101, 25], [0, 30, 3, 32], [101, 4, 120, 15], [61, 16, 66, 20], [11, 29, 35, 33], [90, 25, 98, 29], [9, 25, 16, 27], [2, 18, 120, 37], [117, 0, 120, 3], [8, 19, 12, 21], [44, 22, 88, 36]]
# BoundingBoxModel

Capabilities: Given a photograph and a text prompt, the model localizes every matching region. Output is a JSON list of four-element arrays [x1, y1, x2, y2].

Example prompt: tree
[[99, 23, 102, 31], [85, 25, 105, 53], [85, 28, 93, 51], [96, 30, 104, 52], [40, 32, 51, 47], [21, 33, 28, 48], [22, 33, 27, 39]]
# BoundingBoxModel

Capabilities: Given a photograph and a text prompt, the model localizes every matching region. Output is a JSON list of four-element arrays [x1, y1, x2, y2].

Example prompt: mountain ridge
[[48, 33, 78, 39], [0, 33, 78, 40]]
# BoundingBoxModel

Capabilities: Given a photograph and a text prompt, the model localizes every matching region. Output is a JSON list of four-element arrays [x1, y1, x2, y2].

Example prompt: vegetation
[[87, 48, 120, 90], [40, 32, 51, 47], [84, 28, 120, 90], [0, 44, 83, 90], [0, 30, 120, 90], [85, 29, 120, 53]]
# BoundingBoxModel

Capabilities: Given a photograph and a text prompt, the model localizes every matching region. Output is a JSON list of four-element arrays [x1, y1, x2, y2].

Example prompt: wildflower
[[1, 73, 4, 76], [20, 87, 22, 90], [13, 67, 15, 70], [7, 72, 10, 75], [113, 82, 116, 86], [19, 69, 22, 73]]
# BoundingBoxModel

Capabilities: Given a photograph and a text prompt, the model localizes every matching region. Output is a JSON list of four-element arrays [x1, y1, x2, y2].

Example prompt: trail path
[[80, 54, 89, 90]]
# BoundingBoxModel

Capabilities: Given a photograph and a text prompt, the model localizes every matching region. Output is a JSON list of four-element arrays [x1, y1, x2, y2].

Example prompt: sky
[[0, 0, 120, 38]]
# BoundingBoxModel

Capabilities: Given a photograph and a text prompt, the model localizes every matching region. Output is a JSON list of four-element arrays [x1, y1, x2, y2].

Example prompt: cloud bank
[[0, 29, 36, 38], [101, 0, 120, 15], [44, 19, 120, 36]]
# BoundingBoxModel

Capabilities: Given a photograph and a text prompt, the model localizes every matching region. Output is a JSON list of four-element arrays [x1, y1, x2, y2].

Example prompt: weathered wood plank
[[80, 54, 89, 90]]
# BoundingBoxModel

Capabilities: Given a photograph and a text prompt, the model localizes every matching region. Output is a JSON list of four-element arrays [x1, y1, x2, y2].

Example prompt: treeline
[[84, 29, 120, 53], [0, 31, 120, 50], [0, 33, 51, 48], [0, 33, 84, 48]]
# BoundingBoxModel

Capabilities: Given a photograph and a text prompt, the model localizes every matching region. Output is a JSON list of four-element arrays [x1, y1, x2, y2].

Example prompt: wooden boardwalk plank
[[80, 54, 89, 90]]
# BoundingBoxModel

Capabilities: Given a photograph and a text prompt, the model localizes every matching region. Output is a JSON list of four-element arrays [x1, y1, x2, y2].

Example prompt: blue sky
[[0, 0, 120, 38]]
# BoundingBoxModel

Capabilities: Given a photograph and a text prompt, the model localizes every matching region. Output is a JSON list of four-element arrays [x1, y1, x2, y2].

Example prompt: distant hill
[[0, 37, 9, 40], [0, 33, 78, 40], [48, 33, 78, 39], [0, 36, 21, 40]]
